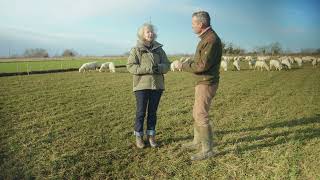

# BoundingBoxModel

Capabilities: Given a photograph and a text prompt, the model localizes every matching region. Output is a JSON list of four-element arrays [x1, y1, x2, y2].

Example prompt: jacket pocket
[[133, 75, 142, 87]]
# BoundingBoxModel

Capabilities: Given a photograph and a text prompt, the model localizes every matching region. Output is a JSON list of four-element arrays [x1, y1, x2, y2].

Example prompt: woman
[[127, 23, 170, 148]]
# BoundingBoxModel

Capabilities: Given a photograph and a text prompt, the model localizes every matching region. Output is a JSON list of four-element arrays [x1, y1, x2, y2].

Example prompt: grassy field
[[0, 58, 127, 73], [0, 64, 319, 179], [0, 56, 182, 73]]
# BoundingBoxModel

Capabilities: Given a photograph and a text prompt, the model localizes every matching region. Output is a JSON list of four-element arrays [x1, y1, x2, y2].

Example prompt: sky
[[0, 0, 319, 56]]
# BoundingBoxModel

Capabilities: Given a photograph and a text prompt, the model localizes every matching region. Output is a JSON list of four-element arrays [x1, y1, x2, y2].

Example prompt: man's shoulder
[[200, 32, 217, 46], [206, 30, 221, 44]]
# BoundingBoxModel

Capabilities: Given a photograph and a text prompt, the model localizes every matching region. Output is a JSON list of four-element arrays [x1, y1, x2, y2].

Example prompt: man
[[177, 11, 222, 161]]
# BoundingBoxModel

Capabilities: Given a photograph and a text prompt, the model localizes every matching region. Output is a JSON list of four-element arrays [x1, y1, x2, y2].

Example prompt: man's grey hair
[[192, 11, 211, 27], [137, 23, 157, 42]]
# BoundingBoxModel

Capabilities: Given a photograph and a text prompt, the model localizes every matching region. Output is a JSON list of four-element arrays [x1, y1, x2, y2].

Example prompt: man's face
[[192, 16, 202, 34]]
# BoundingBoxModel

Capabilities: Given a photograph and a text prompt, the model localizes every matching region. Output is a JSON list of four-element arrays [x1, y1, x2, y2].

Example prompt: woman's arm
[[127, 48, 153, 75], [157, 48, 170, 74]]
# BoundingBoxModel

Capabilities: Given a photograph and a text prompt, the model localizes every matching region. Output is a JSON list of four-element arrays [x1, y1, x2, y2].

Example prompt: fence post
[[27, 63, 29, 75]]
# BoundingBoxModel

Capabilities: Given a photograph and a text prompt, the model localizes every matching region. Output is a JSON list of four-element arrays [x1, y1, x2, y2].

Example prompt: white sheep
[[257, 56, 270, 61], [293, 57, 303, 67], [223, 55, 234, 63], [281, 58, 291, 70], [235, 56, 244, 61], [254, 60, 270, 71], [99, 62, 116, 73], [170, 60, 182, 71], [232, 59, 240, 71], [269, 60, 282, 71], [245, 56, 253, 61], [288, 56, 294, 64], [312, 59, 317, 68], [302, 56, 315, 63], [79, 62, 100, 73], [220, 59, 228, 71]]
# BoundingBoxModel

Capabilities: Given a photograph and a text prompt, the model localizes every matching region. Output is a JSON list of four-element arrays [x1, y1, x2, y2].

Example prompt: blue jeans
[[134, 89, 163, 136]]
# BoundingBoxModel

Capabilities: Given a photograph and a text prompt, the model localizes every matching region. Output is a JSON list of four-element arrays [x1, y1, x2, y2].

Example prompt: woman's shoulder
[[152, 41, 163, 49], [129, 46, 140, 54]]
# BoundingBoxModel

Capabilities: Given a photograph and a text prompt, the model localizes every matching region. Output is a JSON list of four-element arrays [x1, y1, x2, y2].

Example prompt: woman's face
[[143, 27, 154, 43]]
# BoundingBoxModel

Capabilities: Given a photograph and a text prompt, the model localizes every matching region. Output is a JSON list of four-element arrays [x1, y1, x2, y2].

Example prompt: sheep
[[79, 62, 100, 73], [269, 60, 282, 71], [302, 56, 315, 63], [99, 62, 110, 71], [288, 56, 294, 64], [232, 59, 240, 71], [245, 56, 253, 61], [257, 56, 270, 61], [223, 55, 234, 63], [99, 62, 116, 72], [254, 60, 270, 71], [293, 57, 303, 67], [280, 58, 291, 70], [170, 60, 183, 72], [235, 56, 244, 61], [220, 59, 228, 71], [312, 59, 317, 68]]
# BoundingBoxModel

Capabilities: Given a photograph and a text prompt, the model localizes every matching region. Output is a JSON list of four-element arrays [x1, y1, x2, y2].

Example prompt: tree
[[226, 43, 234, 55], [62, 49, 78, 57], [254, 46, 268, 55], [269, 42, 282, 55], [23, 48, 49, 58]]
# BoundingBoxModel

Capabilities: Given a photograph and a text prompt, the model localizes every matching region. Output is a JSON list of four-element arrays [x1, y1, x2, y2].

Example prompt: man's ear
[[200, 22, 205, 29]]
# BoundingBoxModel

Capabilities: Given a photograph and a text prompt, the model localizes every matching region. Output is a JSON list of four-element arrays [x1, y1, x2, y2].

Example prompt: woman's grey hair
[[137, 23, 157, 42], [192, 11, 211, 27]]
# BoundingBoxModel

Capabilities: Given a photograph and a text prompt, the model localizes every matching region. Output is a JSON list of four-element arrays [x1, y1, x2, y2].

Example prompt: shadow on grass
[[162, 135, 193, 145], [164, 115, 319, 157], [214, 114, 320, 156], [215, 114, 320, 135]]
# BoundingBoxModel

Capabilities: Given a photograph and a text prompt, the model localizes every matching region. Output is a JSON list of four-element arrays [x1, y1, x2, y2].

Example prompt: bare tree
[[24, 48, 49, 58], [62, 49, 78, 57], [269, 42, 282, 55]]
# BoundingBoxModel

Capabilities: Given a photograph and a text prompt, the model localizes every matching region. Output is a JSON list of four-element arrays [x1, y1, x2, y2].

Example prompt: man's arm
[[182, 41, 216, 73]]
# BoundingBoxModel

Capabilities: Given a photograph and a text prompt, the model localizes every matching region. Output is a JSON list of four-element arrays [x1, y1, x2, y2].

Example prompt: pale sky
[[0, 0, 319, 56]]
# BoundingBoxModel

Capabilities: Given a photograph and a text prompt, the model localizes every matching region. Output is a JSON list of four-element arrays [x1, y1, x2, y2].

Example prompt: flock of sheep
[[78, 55, 319, 73], [219, 55, 319, 71], [79, 62, 116, 73]]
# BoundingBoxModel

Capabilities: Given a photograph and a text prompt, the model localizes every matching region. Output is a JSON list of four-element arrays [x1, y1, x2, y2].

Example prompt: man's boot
[[182, 124, 200, 150], [191, 125, 213, 161], [136, 136, 145, 148]]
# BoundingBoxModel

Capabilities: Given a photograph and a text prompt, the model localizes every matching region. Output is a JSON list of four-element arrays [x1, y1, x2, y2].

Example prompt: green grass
[[0, 56, 182, 73], [0, 65, 319, 179], [0, 58, 127, 73]]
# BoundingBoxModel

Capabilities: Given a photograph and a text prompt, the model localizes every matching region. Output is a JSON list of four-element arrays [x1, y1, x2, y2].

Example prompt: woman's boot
[[136, 136, 145, 148]]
